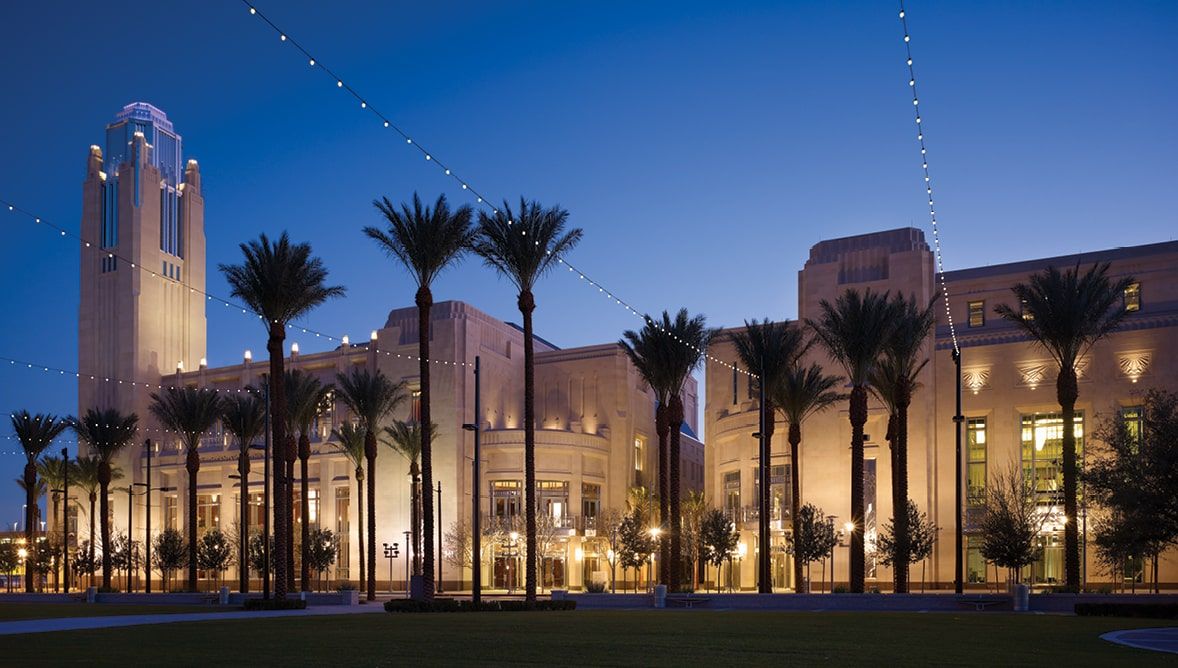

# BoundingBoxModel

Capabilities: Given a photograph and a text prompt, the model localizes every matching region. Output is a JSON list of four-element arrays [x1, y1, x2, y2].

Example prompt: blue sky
[[0, 0, 1175, 516]]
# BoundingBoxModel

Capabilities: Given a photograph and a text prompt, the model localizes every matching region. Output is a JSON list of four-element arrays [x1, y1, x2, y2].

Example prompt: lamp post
[[254, 380, 272, 600], [436, 481, 443, 594], [402, 530, 412, 597], [383, 542, 399, 594], [507, 531, 520, 594], [463, 356, 482, 603], [953, 348, 964, 595]]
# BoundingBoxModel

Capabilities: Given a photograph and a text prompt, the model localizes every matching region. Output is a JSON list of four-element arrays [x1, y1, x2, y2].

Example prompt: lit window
[[966, 418, 986, 507], [1121, 406, 1143, 454], [1124, 282, 1141, 312], [1020, 299, 1033, 321], [968, 300, 985, 328], [409, 390, 422, 422]]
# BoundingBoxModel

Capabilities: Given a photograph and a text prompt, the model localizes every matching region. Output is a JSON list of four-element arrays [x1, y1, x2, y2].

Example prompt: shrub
[[832, 585, 849, 594], [244, 599, 307, 611], [337, 583, 358, 592], [586, 581, 606, 593], [1075, 603, 1178, 619], [383, 599, 577, 613]]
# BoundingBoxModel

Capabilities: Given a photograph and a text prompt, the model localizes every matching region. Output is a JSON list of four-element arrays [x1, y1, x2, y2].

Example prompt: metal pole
[[471, 356, 481, 604], [144, 439, 152, 594], [437, 481, 443, 594], [61, 447, 69, 594], [404, 530, 411, 598], [127, 486, 134, 593], [758, 355, 770, 593], [263, 383, 272, 601], [953, 348, 964, 594]]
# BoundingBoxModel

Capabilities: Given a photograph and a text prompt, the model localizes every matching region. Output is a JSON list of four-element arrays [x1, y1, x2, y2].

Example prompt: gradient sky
[[0, 0, 1174, 517]]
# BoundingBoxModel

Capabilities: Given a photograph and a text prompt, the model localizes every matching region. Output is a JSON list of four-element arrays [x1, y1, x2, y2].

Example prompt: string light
[[236, 1, 756, 377], [898, 1, 960, 354]]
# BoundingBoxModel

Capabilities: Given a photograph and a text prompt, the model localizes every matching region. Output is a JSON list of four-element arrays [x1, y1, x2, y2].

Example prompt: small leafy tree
[[197, 530, 234, 591], [28, 544, 55, 592], [618, 508, 655, 592], [0, 543, 19, 592], [681, 491, 708, 592], [979, 463, 1051, 586], [787, 504, 837, 592], [443, 519, 473, 590], [248, 531, 273, 578], [153, 529, 188, 592], [876, 500, 939, 591], [700, 508, 739, 592], [1092, 512, 1151, 592], [73, 541, 97, 587], [305, 528, 337, 591]]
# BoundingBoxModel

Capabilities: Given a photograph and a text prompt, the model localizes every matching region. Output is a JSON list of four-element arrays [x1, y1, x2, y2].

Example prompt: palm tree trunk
[[655, 402, 670, 586], [355, 470, 364, 591], [99, 471, 112, 590], [285, 439, 296, 591], [88, 493, 96, 587], [187, 447, 200, 591], [365, 430, 378, 601], [267, 327, 289, 601], [849, 386, 867, 593], [894, 385, 912, 594], [239, 452, 250, 593], [411, 472, 422, 575], [1058, 367, 1081, 589], [23, 462, 36, 593], [300, 433, 311, 592], [51, 494, 60, 592], [668, 396, 684, 591], [759, 400, 775, 594], [417, 286, 437, 601], [789, 423, 803, 592], [519, 290, 538, 604]]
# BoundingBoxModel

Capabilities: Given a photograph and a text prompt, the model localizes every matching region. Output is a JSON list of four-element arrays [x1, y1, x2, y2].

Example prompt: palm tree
[[71, 408, 138, 590], [221, 392, 265, 593], [620, 315, 674, 585], [366, 192, 474, 600], [807, 289, 898, 592], [74, 456, 121, 588], [149, 387, 223, 591], [38, 454, 74, 591], [773, 363, 843, 592], [287, 370, 332, 591], [335, 367, 406, 601], [731, 319, 807, 593], [330, 422, 367, 589], [867, 293, 936, 594], [994, 262, 1133, 588], [219, 232, 345, 600], [383, 420, 435, 578], [661, 310, 716, 592], [12, 410, 68, 592], [473, 198, 582, 603]]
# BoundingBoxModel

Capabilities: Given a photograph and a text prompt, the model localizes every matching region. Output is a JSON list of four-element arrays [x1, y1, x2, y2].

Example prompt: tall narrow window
[[1020, 299, 1034, 321], [1121, 406, 1143, 453], [723, 471, 741, 519], [335, 487, 350, 579], [732, 367, 738, 405], [1020, 411, 1084, 507], [968, 300, 985, 328], [966, 418, 987, 507], [633, 436, 646, 487], [1124, 282, 1141, 312], [409, 390, 422, 422]]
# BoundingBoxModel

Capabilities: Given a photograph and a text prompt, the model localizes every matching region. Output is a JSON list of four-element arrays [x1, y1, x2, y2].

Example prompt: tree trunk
[[365, 430, 378, 601], [417, 286, 437, 601], [1057, 366, 1080, 589], [355, 470, 364, 591], [519, 290, 538, 604], [300, 432, 311, 592], [23, 462, 36, 593], [187, 446, 200, 591], [286, 439, 296, 591], [789, 422, 804, 592], [239, 452, 250, 593], [655, 402, 670, 586], [411, 467, 422, 576], [89, 492, 97, 587], [267, 326, 289, 600], [894, 381, 912, 594], [99, 465, 112, 590], [849, 385, 867, 593], [759, 399, 775, 593], [51, 493, 60, 592], [669, 396, 684, 592]]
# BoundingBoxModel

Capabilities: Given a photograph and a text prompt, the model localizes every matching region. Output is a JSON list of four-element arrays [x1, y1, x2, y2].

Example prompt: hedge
[[384, 598, 576, 613], [1075, 603, 1178, 619], [244, 598, 308, 611]]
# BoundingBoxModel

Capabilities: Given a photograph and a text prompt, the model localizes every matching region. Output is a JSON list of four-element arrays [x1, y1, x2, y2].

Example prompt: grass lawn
[[0, 610, 1174, 666], [0, 603, 236, 621]]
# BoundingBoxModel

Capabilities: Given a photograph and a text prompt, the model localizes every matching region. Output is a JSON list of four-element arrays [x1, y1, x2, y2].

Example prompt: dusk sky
[[0, 0, 1174, 516]]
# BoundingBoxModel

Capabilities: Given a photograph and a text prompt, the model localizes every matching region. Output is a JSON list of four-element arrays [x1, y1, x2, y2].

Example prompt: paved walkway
[[1101, 627, 1178, 655], [0, 603, 384, 636]]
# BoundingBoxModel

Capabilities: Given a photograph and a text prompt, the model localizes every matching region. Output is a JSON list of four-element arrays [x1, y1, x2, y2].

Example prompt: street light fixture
[[383, 542, 399, 594]]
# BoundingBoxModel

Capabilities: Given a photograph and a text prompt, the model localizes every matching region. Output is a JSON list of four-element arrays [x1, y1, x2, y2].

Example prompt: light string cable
[[898, 2, 959, 354], [239, 1, 753, 377], [0, 197, 469, 368]]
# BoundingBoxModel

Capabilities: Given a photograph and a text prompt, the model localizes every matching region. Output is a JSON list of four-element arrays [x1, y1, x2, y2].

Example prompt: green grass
[[0, 611, 1175, 666], [0, 603, 236, 621]]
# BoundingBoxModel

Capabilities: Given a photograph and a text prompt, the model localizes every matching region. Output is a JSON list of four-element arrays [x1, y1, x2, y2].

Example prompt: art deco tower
[[79, 102, 207, 424]]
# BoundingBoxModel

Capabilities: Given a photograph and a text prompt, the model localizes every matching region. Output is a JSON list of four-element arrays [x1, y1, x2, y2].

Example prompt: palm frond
[[366, 193, 476, 288], [471, 198, 583, 293], [218, 231, 346, 327]]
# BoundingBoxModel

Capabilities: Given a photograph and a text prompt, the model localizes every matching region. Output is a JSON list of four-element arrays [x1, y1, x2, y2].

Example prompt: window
[[633, 436, 646, 487], [409, 390, 422, 422], [581, 483, 600, 521], [966, 536, 987, 584], [751, 465, 790, 523], [864, 458, 877, 579], [197, 493, 220, 532], [1020, 411, 1084, 506], [538, 481, 569, 524], [732, 368, 738, 405], [163, 494, 178, 531], [968, 300, 985, 328], [967, 418, 987, 507], [723, 471, 741, 519], [1020, 298, 1034, 321], [335, 487, 350, 579], [1121, 406, 1144, 454], [491, 480, 521, 518], [1124, 282, 1141, 312], [293, 488, 320, 529]]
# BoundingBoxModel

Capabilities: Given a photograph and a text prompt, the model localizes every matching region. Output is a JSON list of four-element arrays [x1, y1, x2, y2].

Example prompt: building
[[77, 103, 702, 592], [705, 228, 1177, 591]]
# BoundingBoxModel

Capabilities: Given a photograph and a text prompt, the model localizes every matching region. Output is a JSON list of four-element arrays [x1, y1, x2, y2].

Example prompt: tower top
[[112, 102, 175, 134]]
